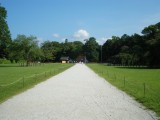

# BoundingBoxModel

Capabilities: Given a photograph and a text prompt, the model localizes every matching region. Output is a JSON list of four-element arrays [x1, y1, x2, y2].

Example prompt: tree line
[[9, 36, 99, 65], [0, 5, 160, 67], [102, 22, 160, 68]]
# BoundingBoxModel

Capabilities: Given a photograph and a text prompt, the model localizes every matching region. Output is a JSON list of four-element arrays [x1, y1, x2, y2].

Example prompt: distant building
[[76, 55, 88, 63], [60, 57, 69, 63]]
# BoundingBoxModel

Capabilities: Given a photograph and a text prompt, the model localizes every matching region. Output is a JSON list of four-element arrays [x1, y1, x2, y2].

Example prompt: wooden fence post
[[143, 83, 146, 98], [23, 76, 24, 87], [124, 76, 125, 88], [114, 73, 116, 80], [107, 71, 109, 77], [35, 74, 37, 82]]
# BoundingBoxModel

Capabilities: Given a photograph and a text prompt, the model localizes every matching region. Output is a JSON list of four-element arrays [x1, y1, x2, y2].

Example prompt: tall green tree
[[61, 41, 72, 57], [10, 35, 42, 66], [41, 41, 62, 62], [142, 22, 160, 67], [71, 41, 83, 59], [0, 5, 11, 59], [102, 36, 121, 63], [84, 37, 99, 62]]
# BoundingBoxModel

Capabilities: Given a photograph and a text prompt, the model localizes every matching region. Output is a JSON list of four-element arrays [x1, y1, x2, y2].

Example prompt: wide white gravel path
[[0, 64, 157, 120]]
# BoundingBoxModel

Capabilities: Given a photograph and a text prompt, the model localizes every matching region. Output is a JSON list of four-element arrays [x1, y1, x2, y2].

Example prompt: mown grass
[[87, 63, 160, 117], [0, 63, 74, 103]]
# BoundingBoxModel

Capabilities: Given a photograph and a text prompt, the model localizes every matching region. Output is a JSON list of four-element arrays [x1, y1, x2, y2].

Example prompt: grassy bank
[[87, 64, 160, 117], [0, 63, 74, 103]]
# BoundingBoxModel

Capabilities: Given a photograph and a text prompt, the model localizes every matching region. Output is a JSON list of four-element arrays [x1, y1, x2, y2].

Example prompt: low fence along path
[[0, 64, 157, 120]]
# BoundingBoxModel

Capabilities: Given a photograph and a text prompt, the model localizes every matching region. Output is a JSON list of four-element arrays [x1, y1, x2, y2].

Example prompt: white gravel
[[0, 64, 158, 120]]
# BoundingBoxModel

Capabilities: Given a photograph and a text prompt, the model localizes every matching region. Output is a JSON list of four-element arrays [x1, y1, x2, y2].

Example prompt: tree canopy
[[84, 37, 99, 62], [9, 35, 42, 66], [102, 22, 160, 68], [0, 5, 11, 59]]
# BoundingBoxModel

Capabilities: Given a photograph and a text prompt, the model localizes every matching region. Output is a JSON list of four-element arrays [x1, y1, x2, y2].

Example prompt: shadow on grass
[[102, 64, 160, 69], [0, 64, 21, 67], [115, 66, 149, 69]]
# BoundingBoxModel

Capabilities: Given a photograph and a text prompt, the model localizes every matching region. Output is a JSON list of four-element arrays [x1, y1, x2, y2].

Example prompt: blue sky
[[1, 0, 160, 44]]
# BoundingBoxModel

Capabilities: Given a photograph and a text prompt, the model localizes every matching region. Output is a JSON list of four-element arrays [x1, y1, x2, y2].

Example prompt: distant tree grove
[[102, 22, 160, 68], [0, 5, 160, 67]]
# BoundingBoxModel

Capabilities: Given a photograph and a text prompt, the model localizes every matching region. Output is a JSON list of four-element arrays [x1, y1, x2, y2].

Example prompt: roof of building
[[60, 57, 69, 61]]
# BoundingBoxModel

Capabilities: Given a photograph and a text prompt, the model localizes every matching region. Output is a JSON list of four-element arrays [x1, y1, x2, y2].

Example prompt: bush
[[0, 59, 11, 64]]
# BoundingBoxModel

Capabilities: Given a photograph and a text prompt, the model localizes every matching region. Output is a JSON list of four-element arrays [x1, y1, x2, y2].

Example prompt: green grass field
[[87, 64, 160, 117], [0, 63, 73, 103]]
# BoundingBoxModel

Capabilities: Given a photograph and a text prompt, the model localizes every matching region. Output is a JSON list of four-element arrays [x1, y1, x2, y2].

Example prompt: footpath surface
[[0, 64, 157, 120]]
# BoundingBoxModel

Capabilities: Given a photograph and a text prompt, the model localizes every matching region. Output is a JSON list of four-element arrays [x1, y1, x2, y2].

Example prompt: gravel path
[[0, 64, 157, 120]]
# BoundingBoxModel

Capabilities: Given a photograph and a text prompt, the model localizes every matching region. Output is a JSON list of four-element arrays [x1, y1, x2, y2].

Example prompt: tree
[[129, 34, 145, 66], [84, 37, 99, 62], [69, 41, 83, 60], [41, 41, 62, 62], [142, 22, 160, 67], [41, 40, 84, 62], [102, 36, 121, 63], [10, 35, 42, 66], [61, 41, 72, 57], [0, 5, 11, 59], [102, 22, 160, 67]]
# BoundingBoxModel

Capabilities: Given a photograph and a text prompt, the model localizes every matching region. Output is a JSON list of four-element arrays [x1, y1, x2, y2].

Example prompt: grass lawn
[[87, 63, 160, 117], [0, 63, 74, 103]]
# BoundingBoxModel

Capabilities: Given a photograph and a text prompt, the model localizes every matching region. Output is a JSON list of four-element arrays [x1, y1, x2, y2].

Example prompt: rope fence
[[0, 66, 70, 102], [97, 69, 160, 106]]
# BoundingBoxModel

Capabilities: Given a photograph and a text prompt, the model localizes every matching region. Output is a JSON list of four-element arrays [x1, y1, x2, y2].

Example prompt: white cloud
[[37, 37, 45, 45], [53, 33, 60, 38], [97, 37, 111, 45], [74, 29, 90, 40], [61, 38, 66, 42]]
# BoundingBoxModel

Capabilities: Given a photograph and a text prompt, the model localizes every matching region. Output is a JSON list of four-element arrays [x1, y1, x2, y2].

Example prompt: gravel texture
[[0, 64, 157, 120]]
